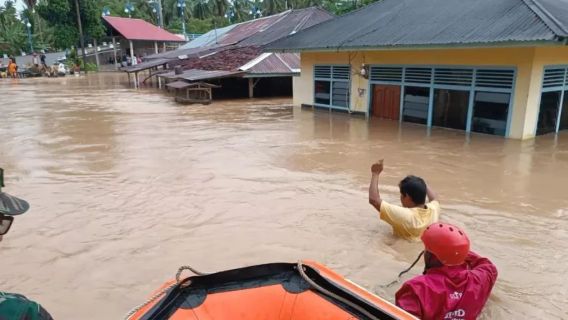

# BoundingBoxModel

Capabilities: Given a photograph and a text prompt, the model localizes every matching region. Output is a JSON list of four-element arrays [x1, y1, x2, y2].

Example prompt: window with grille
[[370, 66, 403, 83], [314, 65, 351, 109]]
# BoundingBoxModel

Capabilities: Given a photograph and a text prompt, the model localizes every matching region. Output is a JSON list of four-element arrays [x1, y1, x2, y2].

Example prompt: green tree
[[36, 0, 105, 50], [0, 1, 27, 56]]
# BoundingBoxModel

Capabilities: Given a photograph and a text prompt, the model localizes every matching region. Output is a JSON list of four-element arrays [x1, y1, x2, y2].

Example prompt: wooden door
[[372, 85, 401, 120]]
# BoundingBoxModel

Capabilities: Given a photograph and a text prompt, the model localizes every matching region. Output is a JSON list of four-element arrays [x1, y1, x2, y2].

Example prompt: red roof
[[103, 16, 184, 42]]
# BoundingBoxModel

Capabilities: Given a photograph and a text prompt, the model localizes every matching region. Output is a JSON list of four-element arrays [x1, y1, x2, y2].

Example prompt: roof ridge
[[521, 0, 568, 36], [260, 6, 336, 50], [239, 52, 272, 70], [290, 9, 314, 34], [259, 10, 291, 33], [275, 53, 292, 71]]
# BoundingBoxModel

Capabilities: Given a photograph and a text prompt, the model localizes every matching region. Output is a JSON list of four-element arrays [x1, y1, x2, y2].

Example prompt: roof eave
[[244, 72, 300, 78], [267, 39, 565, 53]]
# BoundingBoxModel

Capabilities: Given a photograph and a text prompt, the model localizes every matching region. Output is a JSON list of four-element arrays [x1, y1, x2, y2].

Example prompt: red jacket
[[395, 251, 498, 320]]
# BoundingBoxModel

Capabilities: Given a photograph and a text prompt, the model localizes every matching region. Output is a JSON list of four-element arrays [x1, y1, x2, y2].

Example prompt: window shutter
[[475, 69, 515, 89], [314, 65, 331, 79], [370, 66, 403, 82], [434, 68, 474, 86], [404, 67, 432, 84]]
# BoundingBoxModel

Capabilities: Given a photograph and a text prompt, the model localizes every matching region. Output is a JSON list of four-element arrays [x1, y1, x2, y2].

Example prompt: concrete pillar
[[154, 41, 159, 54], [248, 78, 254, 98], [508, 56, 542, 139], [94, 38, 100, 70], [129, 40, 135, 63], [112, 37, 118, 70]]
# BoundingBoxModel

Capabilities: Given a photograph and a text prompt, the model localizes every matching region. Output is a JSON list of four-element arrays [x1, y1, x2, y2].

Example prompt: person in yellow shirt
[[368, 160, 440, 241], [7, 58, 17, 78]]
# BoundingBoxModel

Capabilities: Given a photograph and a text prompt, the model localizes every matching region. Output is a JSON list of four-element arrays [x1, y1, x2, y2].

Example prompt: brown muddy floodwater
[[1, 73, 567, 319]]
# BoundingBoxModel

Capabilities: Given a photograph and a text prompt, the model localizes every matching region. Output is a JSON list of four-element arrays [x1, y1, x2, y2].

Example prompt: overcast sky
[[1, 0, 26, 13]]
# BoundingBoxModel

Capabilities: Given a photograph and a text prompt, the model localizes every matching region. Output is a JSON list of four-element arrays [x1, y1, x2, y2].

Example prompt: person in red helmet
[[395, 223, 498, 320]]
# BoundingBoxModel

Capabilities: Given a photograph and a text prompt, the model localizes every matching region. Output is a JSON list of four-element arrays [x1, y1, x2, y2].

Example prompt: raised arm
[[426, 184, 438, 202], [368, 160, 384, 211]]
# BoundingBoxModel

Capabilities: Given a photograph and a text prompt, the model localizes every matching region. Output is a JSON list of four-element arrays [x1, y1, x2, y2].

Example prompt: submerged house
[[125, 7, 332, 99], [268, 0, 568, 139]]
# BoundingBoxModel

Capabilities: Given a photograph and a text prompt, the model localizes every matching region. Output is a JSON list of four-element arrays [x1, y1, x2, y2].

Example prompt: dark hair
[[399, 175, 427, 204]]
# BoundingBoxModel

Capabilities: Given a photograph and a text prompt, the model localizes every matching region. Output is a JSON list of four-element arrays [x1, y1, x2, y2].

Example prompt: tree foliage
[[36, 0, 105, 50], [6, 0, 378, 54], [0, 1, 27, 56]]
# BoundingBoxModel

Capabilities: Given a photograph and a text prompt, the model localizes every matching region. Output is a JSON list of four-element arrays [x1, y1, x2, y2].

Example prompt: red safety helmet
[[421, 222, 470, 266]]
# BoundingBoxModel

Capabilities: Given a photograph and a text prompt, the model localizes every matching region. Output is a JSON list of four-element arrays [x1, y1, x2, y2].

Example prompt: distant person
[[40, 51, 47, 69], [368, 160, 440, 241], [7, 58, 17, 78], [58, 63, 66, 76], [0, 168, 54, 319], [32, 52, 39, 67], [131, 55, 137, 66], [126, 55, 132, 66], [396, 223, 498, 319], [0, 59, 5, 78]]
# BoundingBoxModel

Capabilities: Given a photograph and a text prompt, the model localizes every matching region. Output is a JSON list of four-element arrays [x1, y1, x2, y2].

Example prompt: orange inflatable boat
[[126, 260, 416, 320]]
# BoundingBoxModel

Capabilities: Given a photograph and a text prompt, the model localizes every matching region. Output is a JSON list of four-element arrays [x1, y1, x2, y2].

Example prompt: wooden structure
[[166, 80, 220, 105]]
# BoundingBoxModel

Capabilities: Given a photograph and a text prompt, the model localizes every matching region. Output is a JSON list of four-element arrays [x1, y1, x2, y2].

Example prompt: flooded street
[[1, 73, 567, 319]]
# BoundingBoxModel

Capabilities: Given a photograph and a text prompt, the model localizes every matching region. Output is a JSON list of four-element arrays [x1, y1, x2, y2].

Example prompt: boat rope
[[380, 251, 424, 288], [297, 261, 381, 320], [123, 265, 210, 320]]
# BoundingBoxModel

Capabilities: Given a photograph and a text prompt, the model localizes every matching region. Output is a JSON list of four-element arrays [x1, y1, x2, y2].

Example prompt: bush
[[85, 62, 98, 72]]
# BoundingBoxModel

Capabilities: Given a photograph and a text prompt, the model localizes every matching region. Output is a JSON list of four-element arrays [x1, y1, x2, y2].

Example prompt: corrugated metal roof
[[145, 44, 229, 60], [103, 16, 185, 42], [240, 7, 333, 46], [239, 53, 300, 75], [179, 25, 236, 49], [120, 8, 330, 78], [161, 69, 244, 81], [123, 58, 170, 73], [173, 7, 332, 51], [179, 69, 244, 81], [278, 53, 300, 70], [177, 46, 262, 71], [525, 0, 568, 36], [267, 0, 567, 51], [166, 80, 192, 89]]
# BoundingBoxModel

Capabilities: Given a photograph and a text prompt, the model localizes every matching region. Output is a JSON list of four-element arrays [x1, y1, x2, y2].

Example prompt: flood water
[[1, 73, 567, 319]]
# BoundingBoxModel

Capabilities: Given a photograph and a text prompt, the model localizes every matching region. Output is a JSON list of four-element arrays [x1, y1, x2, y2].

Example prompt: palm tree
[[0, 3, 27, 55], [211, 0, 227, 18]]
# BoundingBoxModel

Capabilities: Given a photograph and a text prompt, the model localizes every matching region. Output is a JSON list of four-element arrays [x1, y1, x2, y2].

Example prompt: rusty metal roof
[[166, 80, 192, 89], [180, 69, 244, 81], [239, 53, 300, 76], [137, 8, 331, 78], [161, 7, 332, 54], [161, 69, 244, 81], [103, 16, 185, 42], [240, 7, 333, 46], [267, 0, 568, 51], [123, 58, 171, 73]]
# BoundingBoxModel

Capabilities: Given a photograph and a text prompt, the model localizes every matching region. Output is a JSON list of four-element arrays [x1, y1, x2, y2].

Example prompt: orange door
[[372, 85, 401, 120]]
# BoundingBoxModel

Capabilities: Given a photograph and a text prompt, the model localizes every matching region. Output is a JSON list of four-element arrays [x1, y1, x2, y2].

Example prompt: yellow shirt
[[379, 200, 440, 241]]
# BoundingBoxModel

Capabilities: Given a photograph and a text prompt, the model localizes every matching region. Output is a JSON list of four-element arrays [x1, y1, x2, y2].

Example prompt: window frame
[[313, 64, 351, 111], [536, 66, 568, 135], [367, 64, 516, 137]]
